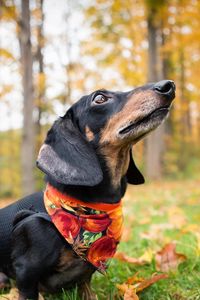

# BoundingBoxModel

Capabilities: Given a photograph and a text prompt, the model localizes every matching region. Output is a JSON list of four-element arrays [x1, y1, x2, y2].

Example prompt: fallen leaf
[[126, 273, 143, 285], [117, 283, 138, 299], [117, 273, 168, 299], [117, 283, 131, 295], [134, 273, 168, 292], [182, 224, 199, 234], [140, 223, 173, 241], [124, 288, 139, 300], [138, 249, 153, 264], [0, 288, 19, 300], [0, 288, 45, 300], [114, 249, 152, 265], [138, 217, 151, 225], [156, 242, 186, 272], [167, 206, 187, 228]]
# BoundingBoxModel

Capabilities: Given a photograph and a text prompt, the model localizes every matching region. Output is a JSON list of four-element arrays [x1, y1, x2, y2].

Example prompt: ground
[[0, 179, 200, 299]]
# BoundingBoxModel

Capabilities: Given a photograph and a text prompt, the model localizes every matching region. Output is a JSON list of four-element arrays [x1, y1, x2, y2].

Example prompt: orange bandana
[[44, 184, 123, 272]]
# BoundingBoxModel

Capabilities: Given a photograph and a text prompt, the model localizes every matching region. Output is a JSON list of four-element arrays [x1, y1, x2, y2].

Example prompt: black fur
[[0, 81, 175, 299]]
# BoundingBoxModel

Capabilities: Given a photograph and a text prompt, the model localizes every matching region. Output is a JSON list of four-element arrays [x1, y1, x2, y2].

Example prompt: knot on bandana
[[44, 184, 123, 272]]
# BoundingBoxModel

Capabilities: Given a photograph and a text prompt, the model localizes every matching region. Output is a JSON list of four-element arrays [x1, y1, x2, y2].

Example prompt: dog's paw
[[0, 288, 45, 300], [0, 272, 9, 289]]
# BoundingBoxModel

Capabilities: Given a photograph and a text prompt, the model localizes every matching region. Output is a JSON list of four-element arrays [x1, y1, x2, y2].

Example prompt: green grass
[[90, 181, 199, 300], [1, 179, 200, 300], [47, 179, 200, 299]]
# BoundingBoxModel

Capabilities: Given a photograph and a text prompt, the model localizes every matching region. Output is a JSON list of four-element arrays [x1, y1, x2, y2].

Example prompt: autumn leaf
[[117, 273, 168, 299], [0, 48, 15, 60], [114, 249, 153, 265], [117, 283, 133, 296], [117, 283, 138, 299], [134, 273, 168, 292], [0, 288, 44, 300], [138, 249, 153, 263], [167, 206, 187, 228], [126, 273, 144, 285], [155, 243, 187, 272], [124, 288, 139, 300]]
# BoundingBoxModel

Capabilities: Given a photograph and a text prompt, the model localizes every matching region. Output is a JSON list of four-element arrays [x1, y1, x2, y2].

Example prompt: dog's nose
[[153, 80, 175, 97]]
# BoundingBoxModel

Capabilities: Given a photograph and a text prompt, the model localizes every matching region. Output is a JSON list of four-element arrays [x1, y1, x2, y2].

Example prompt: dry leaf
[[114, 249, 152, 265], [117, 273, 168, 299], [182, 224, 199, 234], [117, 283, 138, 299], [138, 249, 153, 263], [124, 288, 139, 300], [167, 206, 187, 228], [117, 283, 131, 295], [138, 217, 151, 225], [134, 273, 168, 292], [0, 288, 45, 300], [126, 273, 144, 285], [156, 242, 186, 272], [0, 288, 19, 300]]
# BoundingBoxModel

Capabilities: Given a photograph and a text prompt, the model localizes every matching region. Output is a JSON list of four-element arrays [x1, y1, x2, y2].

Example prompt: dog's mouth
[[118, 105, 170, 138]]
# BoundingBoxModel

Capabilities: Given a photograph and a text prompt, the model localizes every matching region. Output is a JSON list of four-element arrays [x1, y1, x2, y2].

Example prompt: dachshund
[[0, 80, 175, 300]]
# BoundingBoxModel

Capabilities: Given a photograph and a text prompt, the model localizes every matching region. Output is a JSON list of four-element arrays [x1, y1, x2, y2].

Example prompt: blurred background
[[0, 0, 200, 199]]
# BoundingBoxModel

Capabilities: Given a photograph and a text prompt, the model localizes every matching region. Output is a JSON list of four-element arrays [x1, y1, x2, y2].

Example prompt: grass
[[89, 179, 200, 300], [65, 179, 200, 299], [1, 178, 200, 299]]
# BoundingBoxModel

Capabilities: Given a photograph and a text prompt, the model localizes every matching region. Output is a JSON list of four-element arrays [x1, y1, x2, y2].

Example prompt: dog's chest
[[40, 248, 95, 291]]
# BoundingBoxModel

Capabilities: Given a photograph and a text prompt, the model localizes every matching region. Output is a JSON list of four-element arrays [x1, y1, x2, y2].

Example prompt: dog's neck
[[44, 183, 123, 271], [46, 153, 127, 204], [98, 144, 130, 188]]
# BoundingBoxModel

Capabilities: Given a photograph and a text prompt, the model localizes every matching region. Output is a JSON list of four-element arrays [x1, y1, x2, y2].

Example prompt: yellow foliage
[[0, 48, 15, 60]]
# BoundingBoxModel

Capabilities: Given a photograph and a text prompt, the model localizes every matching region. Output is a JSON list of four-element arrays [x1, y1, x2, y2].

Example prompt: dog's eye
[[93, 94, 108, 104]]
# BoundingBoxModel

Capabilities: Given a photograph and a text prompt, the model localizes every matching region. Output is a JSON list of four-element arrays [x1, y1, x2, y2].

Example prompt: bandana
[[44, 184, 123, 272]]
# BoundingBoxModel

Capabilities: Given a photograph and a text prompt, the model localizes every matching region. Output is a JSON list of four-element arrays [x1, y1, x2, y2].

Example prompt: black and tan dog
[[0, 80, 175, 299]]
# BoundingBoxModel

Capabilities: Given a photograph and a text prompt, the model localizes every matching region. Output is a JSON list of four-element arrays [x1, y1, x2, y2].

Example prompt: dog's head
[[37, 80, 175, 188]]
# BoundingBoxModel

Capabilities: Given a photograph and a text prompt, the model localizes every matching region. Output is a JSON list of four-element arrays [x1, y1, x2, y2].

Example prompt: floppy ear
[[126, 150, 145, 185], [36, 112, 103, 186]]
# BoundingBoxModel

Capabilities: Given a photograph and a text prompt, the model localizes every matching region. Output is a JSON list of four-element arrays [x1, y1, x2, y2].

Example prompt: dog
[[0, 80, 175, 300]]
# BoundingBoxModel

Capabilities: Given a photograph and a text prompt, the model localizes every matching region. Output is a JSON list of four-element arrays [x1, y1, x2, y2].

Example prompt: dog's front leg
[[0, 272, 9, 289], [11, 213, 49, 300], [14, 257, 39, 300], [78, 281, 98, 300]]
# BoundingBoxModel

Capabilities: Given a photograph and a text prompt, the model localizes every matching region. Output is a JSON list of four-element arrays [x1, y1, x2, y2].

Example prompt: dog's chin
[[118, 107, 170, 143]]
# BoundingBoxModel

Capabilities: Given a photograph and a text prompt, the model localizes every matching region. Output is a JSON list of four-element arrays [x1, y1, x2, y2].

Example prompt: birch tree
[[18, 0, 35, 195]]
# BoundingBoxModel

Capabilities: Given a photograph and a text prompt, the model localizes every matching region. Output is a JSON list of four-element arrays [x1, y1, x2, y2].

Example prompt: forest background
[[1, 1, 200, 299], [1, 0, 200, 198]]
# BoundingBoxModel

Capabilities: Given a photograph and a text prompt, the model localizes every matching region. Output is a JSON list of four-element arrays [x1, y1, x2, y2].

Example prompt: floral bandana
[[44, 184, 123, 272]]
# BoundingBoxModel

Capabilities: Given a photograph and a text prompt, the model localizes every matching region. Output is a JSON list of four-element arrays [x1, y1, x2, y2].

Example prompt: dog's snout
[[153, 80, 175, 97]]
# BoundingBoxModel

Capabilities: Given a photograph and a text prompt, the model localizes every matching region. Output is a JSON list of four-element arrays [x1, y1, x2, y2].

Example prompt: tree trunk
[[145, 6, 164, 180], [35, 0, 45, 151], [179, 49, 191, 139], [19, 0, 35, 195], [65, 1, 72, 105]]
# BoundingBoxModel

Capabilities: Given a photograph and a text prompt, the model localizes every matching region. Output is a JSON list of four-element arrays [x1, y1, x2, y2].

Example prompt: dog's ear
[[36, 112, 103, 186], [126, 150, 145, 185]]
